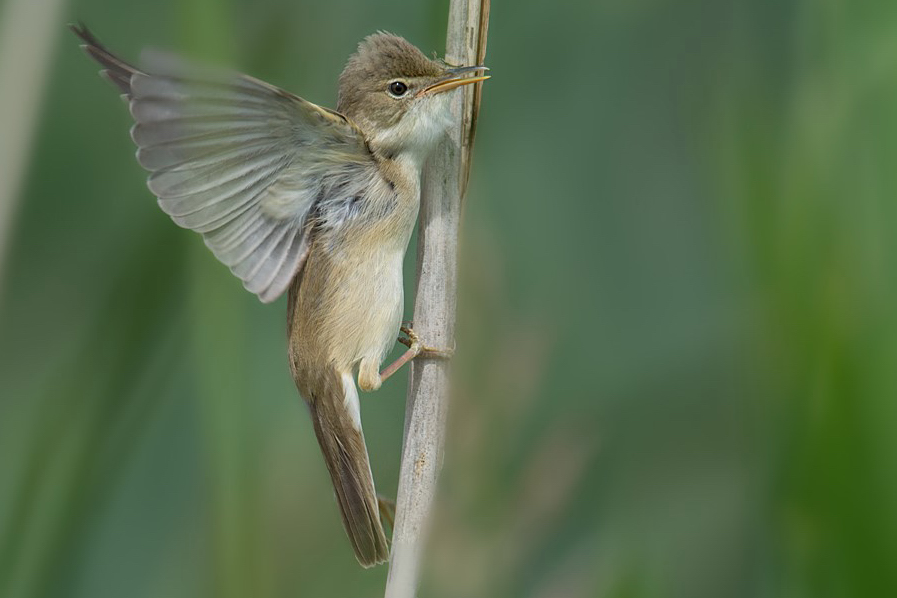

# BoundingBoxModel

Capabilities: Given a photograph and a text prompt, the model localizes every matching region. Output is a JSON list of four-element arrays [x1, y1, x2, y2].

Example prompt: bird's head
[[337, 33, 488, 161]]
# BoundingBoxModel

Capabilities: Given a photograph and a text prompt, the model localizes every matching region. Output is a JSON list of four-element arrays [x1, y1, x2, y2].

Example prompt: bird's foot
[[379, 325, 454, 384], [397, 325, 455, 359], [377, 494, 396, 533]]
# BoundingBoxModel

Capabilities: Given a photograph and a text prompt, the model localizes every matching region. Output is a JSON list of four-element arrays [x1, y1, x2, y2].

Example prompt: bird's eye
[[387, 81, 409, 97]]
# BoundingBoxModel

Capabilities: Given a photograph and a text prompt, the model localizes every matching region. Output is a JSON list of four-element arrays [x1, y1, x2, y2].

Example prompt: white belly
[[323, 249, 405, 368]]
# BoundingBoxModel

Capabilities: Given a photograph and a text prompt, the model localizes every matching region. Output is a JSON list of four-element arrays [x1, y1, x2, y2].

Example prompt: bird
[[70, 24, 488, 567]]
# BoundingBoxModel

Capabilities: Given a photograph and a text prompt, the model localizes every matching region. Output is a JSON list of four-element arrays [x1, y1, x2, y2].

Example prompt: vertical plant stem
[[384, 2, 490, 597], [0, 0, 68, 304]]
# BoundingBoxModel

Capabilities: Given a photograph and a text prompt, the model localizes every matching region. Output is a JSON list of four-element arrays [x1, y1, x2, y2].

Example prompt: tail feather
[[308, 370, 388, 567]]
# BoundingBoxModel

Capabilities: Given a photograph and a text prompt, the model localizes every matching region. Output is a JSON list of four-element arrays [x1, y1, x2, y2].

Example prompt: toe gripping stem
[[397, 326, 455, 359], [379, 326, 454, 384]]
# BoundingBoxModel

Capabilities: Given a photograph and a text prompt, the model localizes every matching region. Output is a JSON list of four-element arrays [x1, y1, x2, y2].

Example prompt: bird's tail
[[308, 369, 389, 567]]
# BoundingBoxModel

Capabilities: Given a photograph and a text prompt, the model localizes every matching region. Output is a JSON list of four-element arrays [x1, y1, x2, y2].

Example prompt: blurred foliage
[[1, 0, 897, 597]]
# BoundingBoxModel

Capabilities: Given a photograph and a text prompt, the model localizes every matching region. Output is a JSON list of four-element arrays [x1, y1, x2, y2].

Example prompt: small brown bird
[[71, 24, 488, 567]]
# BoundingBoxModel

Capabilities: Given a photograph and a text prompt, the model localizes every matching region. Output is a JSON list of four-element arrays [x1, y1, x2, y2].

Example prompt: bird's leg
[[378, 329, 420, 383], [379, 325, 454, 384]]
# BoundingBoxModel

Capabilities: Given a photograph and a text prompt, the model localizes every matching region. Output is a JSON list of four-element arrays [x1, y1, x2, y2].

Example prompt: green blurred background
[[2, 0, 897, 597]]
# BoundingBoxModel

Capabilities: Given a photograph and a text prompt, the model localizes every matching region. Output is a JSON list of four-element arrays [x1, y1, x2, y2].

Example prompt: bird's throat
[[368, 98, 453, 168]]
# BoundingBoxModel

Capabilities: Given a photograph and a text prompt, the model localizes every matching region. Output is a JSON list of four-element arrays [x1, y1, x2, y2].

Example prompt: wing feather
[[137, 135, 282, 171], [147, 149, 287, 198], [252, 228, 301, 294], [73, 26, 376, 302], [233, 224, 293, 282]]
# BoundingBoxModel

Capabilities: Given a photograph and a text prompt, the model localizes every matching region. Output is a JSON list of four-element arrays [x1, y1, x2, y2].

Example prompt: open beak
[[421, 65, 490, 96]]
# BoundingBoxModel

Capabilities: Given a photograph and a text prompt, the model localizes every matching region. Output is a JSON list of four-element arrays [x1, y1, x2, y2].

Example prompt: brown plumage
[[71, 23, 487, 567]]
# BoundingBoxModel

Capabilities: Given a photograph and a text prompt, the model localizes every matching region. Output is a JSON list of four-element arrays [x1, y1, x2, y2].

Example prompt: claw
[[397, 325, 419, 349]]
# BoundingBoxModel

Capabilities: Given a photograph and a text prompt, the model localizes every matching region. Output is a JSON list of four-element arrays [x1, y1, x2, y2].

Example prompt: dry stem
[[383, 1, 490, 597]]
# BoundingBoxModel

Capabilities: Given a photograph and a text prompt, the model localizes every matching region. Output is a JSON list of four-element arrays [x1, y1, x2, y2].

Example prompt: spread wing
[[72, 24, 375, 302]]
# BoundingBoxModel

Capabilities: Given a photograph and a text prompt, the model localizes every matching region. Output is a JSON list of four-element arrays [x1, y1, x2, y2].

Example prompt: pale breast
[[288, 153, 421, 376], [324, 243, 405, 366]]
